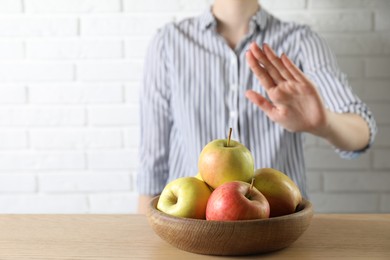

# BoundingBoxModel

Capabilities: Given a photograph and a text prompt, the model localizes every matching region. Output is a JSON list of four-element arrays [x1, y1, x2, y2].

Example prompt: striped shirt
[[137, 8, 377, 198]]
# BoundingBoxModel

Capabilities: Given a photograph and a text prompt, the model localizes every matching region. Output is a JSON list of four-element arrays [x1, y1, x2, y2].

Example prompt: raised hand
[[245, 42, 329, 135]]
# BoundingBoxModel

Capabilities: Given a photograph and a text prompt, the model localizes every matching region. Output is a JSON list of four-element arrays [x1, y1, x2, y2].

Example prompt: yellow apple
[[194, 172, 214, 192], [157, 177, 212, 219], [194, 172, 203, 181], [198, 132, 254, 189], [253, 168, 302, 217]]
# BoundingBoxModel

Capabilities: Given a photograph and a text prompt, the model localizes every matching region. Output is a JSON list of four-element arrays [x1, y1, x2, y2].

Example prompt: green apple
[[194, 172, 214, 192], [157, 177, 212, 219], [198, 130, 254, 189], [253, 168, 302, 217], [194, 172, 203, 181]]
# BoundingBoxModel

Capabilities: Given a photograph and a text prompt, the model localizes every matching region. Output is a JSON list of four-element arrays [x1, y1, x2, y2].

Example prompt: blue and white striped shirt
[[137, 8, 377, 198]]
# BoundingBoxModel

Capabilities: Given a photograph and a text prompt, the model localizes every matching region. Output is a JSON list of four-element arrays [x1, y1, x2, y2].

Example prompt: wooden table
[[0, 214, 389, 259]]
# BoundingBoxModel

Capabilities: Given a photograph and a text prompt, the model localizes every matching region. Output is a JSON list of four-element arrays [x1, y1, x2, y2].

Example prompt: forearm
[[313, 110, 370, 152]]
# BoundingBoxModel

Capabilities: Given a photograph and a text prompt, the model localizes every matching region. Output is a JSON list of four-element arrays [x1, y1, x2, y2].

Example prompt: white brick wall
[[26, 39, 123, 60], [0, 0, 389, 214], [24, 0, 122, 13]]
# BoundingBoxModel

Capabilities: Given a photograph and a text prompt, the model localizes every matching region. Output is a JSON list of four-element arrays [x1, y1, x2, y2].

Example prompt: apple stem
[[227, 128, 232, 147], [250, 177, 255, 191], [247, 178, 255, 199]]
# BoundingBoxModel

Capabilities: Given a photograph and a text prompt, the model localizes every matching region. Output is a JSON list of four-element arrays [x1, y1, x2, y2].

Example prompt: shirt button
[[231, 55, 236, 64], [230, 111, 237, 118], [230, 84, 238, 91]]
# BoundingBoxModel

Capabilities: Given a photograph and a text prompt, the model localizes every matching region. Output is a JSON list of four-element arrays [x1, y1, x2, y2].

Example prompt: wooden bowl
[[147, 196, 313, 256]]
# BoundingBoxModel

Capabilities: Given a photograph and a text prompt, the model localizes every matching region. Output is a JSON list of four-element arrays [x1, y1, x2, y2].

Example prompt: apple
[[157, 177, 212, 219], [253, 168, 302, 217], [194, 172, 203, 181], [194, 172, 215, 192], [198, 129, 254, 189], [206, 180, 270, 221]]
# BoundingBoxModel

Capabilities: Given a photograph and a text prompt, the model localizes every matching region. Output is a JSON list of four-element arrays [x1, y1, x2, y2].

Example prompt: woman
[[137, 0, 376, 213]]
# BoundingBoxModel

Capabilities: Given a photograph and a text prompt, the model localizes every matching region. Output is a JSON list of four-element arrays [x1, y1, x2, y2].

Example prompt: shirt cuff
[[334, 103, 377, 159]]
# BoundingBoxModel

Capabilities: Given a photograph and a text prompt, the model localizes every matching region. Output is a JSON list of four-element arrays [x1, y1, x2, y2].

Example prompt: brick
[[30, 129, 122, 149], [351, 80, 390, 101], [0, 86, 26, 103], [374, 126, 390, 147], [0, 62, 74, 81], [306, 171, 323, 192], [309, 0, 390, 9], [124, 37, 151, 58], [0, 0, 22, 13], [303, 133, 318, 147], [0, 40, 24, 59], [324, 171, 390, 192], [124, 82, 140, 104], [0, 107, 85, 126], [174, 13, 206, 23], [124, 0, 181, 12], [0, 194, 88, 213], [77, 61, 142, 81], [324, 34, 385, 55], [275, 11, 372, 32], [88, 192, 138, 213], [130, 170, 137, 191], [87, 150, 138, 169], [380, 194, 390, 212], [310, 192, 379, 213], [373, 149, 390, 169], [123, 0, 211, 12], [375, 10, 390, 31], [337, 58, 365, 79], [365, 58, 390, 78], [316, 137, 333, 148], [261, 0, 307, 9], [176, 0, 213, 12], [0, 17, 77, 37], [81, 15, 174, 36], [28, 83, 123, 104], [25, 0, 120, 13], [0, 130, 28, 149], [384, 34, 390, 54], [304, 147, 371, 170], [39, 172, 131, 192], [0, 151, 85, 170], [0, 174, 36, 192], [26, 39, 123, 59], [367, 103, 390, 124], [87, 105, 139, 126], [348, 80, 365, 97], [123, 126, 140, 148]]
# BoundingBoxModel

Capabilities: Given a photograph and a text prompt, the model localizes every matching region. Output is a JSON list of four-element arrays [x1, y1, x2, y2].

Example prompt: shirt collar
[[198, 7, 270, 32]]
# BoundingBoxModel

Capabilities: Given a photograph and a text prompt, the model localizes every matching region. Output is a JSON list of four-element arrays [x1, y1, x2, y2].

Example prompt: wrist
[[309, 109, 333, 139]]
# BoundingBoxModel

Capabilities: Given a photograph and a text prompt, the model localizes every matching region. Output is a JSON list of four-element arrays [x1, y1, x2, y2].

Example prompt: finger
[[245, 90, 274, 115], [246, 50, 276, 90], [281, 53, 307, 83], [249, 42, 284, 84], [263, 44, 294, 81]]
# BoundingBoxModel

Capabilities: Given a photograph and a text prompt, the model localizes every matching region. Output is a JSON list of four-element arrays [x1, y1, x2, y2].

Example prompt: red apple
[[206, 181, 270, 221]]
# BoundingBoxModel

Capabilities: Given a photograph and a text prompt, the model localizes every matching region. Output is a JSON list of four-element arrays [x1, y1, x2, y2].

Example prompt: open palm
[[245, 42, 329, 135]]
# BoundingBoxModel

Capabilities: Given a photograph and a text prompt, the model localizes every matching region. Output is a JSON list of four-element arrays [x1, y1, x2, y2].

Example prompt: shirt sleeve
[[298, 26, 377, 159], [137, 27, 172, 195]]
